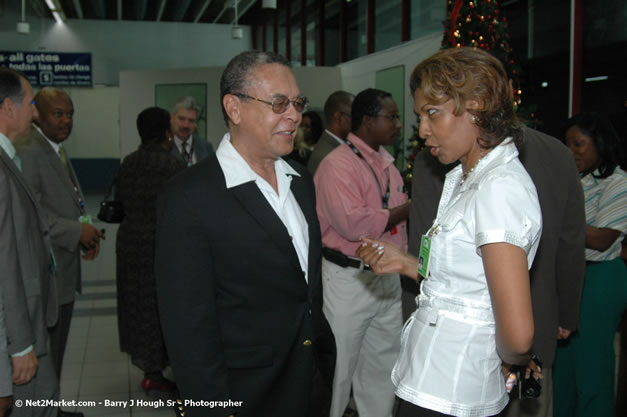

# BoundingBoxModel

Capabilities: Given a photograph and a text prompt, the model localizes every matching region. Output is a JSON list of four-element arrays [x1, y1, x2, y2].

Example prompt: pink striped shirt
[[314, 132, 408, 257]]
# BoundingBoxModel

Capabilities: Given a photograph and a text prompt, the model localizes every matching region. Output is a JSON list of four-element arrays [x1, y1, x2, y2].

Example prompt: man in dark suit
[[156, 51, 333, 417], [307, 90, 354, 175], [402, 126, 586, 417], [0, 68, 59, 417], [169, 96, 213, 166], [16, 87, 103, 417]]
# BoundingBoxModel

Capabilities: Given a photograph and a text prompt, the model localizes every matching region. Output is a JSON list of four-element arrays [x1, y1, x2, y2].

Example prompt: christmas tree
[[403, 0, 540, 188]]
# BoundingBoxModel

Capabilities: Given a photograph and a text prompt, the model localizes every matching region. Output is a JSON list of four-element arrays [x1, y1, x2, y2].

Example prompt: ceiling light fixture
[[16, 0, 30, 34], [45, 0, 67, 23], [232, 0, 242, 39], [584, 75, 609, 82]]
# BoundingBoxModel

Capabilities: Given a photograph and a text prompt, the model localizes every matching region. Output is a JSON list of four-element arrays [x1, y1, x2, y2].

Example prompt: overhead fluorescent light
[[45, 0, 67, 23], [52, 11, 65, 24], [585, 75, 609, 82]]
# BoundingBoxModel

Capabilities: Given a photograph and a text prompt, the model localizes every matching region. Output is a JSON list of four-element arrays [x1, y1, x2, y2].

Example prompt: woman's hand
[[355, 238, 419, 279]]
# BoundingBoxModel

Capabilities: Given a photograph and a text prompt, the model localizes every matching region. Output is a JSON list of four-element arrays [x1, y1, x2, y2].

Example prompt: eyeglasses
[[235, 93, 309, 114], [374, 114, 401, 122], [340, 111, 352, 119]]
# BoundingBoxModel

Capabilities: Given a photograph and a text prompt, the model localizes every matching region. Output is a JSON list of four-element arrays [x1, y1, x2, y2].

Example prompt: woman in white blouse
[[356, 47, 542, 417]]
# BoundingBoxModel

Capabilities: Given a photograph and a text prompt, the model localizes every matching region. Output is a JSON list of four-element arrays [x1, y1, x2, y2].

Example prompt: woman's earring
[[471, 114, 477, 123]]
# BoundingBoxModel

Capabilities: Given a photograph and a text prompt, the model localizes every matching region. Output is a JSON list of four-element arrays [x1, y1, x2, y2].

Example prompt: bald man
[[16, 87, 103, 417]]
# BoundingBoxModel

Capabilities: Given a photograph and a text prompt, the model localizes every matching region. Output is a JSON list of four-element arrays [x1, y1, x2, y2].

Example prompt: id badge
[[79, 215, 92, 224], [417, 234, 432, 279]]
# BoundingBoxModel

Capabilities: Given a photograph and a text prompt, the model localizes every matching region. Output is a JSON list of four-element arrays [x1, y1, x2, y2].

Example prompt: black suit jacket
[[156, 153, 330, 417], [406, 127, 586, 367]]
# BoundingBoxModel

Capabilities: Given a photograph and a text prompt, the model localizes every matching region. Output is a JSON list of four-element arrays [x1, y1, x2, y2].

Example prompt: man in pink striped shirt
[[314, 88, 410, 417]]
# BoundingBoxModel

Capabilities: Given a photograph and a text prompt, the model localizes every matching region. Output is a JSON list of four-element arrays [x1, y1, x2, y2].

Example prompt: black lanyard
[[345, 139, 390, 209]]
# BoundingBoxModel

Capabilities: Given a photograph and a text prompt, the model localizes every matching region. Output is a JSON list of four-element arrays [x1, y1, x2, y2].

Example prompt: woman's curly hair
[[410, 47, 522, 149]]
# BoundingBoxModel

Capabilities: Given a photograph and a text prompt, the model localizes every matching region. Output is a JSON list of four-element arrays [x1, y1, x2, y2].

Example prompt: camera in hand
[[511, 355, 542, 398]]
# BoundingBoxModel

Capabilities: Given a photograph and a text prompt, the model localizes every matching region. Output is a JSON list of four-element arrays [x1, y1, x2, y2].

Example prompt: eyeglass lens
[[272, 96, 307, 114]]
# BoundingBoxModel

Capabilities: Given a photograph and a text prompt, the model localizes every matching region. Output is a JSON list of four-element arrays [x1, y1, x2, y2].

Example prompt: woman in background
[[357, 47, 542, 417], [290, 111, 323, 165], [553, 112, 627, 417], [116, 107, 185, 394]]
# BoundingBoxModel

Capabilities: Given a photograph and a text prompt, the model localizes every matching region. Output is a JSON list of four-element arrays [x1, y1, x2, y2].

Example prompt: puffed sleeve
[[473, 171, 542, 261]]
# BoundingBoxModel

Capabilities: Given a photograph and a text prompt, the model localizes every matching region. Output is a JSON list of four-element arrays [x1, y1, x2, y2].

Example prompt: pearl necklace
[[459, 166, 476, 185], [459, 152, 488, 186]]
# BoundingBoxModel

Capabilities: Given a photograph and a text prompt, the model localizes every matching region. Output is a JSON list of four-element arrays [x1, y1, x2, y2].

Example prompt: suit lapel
[[32, 131, 84, 212], [289, 173, 320, 290], [0, 150, 52, 251], [289, 174, 316, 242], [231, 181, 303, 273], [192, 136, 205, 161], [323, 131, 341, 150]]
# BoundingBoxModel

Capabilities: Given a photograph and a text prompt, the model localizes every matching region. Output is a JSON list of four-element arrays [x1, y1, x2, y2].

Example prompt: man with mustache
[[16, 87, 103, 417], [314, 88, 410, 417], [169, 96, 213, 166]]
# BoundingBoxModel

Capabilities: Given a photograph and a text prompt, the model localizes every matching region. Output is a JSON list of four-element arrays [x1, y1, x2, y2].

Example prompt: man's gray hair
[[219, 50, 291, 126], [0, 67, 26, 106], [172, 96, 201, 116]]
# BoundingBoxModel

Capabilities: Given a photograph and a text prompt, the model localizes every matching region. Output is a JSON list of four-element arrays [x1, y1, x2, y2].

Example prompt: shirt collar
[[174, 135, 191, 148], [216, 132, 300, 189], [446, 137, 518, 180], [0, 132, 16, 160], [33, 124, 61, 153], [580, 169, 602, 186], [346, 132, 395, 168], [325, 129, 344, 145]]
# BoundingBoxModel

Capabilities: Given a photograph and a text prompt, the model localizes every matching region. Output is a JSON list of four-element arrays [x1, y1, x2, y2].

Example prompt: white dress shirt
[[175, 136, 197, 165], [216, 133, 310, 283], [393, 138, 542, 417]]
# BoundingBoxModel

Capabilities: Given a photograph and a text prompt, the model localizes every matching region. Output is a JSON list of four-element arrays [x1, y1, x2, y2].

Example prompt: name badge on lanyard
[[417, 223, 440, 279]]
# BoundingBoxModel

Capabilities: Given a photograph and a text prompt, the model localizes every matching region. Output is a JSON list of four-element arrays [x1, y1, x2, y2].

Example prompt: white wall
[[338, 32, 442, 143], [0, 8, 252, 86], [119, 65, 342, 159], [63, 87, 120, 158]]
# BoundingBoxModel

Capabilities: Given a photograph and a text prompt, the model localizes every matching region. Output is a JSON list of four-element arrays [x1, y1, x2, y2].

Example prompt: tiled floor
[[58, 195, 176, 417]]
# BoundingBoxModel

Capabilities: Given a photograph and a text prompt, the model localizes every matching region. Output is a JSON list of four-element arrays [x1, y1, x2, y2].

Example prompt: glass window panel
[[410, 0, 445, 40], [306, 0, 319, 66], [583, 0, 627, 47], [531, 0, 569, 57], [375, 0, 401, 52], [323, 0, 341, 66], [278, 1, 287, 57], [265, 11, 275, 52], [291, 0, 302, 66], [346, 0, 367, 61]]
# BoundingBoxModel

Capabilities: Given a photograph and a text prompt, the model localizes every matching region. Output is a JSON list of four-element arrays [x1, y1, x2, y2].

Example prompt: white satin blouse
[[392, 138, 542, 417]]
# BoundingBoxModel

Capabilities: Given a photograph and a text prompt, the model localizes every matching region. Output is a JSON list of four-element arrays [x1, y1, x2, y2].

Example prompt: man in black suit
[[156, 51, 333, 417]]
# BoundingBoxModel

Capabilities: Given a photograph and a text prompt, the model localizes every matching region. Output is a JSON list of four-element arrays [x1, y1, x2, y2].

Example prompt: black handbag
[[97, 173, 124, 223]]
